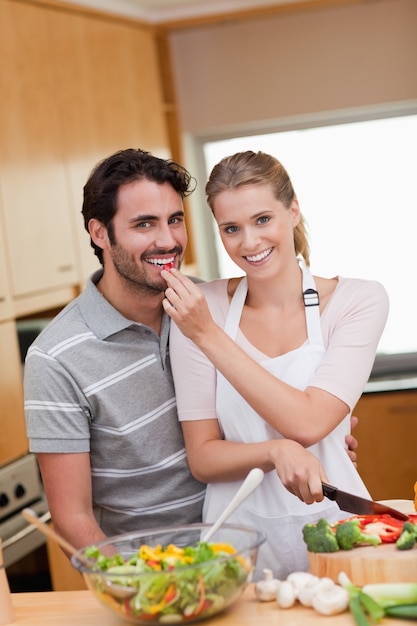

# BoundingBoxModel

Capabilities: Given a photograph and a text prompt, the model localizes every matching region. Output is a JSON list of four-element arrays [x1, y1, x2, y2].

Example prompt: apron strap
[[299, 257, 325, 350], [224, 261, 325, 351], [224, 277, 247, 338]]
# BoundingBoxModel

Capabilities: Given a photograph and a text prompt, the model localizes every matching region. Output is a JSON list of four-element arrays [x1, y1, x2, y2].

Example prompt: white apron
[[203, 259, 371, 580]]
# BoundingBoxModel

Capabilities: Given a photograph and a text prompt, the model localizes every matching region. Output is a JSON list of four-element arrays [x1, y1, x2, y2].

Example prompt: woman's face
[[213, 183, 300, 278]]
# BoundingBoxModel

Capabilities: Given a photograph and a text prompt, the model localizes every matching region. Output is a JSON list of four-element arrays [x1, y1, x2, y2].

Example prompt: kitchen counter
[[9, 586, 409, 625], [364, 352, 417, 393], [364, 375, 417, 393]]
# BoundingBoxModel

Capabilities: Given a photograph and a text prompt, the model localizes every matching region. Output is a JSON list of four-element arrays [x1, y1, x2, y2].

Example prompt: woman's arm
[[163, 269, 387, 447], [181, 419, 328, 504]]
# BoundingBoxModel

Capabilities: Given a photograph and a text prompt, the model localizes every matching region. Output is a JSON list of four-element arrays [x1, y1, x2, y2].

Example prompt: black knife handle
[[322, 482, 337, 501]]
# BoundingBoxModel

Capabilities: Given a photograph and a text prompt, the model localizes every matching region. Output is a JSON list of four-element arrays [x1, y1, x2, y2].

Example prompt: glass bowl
[[71, 523, 265, 624]]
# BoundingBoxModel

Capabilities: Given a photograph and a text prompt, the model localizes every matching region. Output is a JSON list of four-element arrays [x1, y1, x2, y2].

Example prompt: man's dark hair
[[82, 148, 195, 264]]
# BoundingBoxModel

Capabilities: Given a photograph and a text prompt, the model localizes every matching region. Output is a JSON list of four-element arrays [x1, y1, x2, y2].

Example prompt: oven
[[0, 453, 50, 570]]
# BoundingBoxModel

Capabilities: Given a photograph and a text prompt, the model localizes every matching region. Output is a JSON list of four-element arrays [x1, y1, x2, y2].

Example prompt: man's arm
[[346, 414, 359, 466], [37, 452, 106, 552]]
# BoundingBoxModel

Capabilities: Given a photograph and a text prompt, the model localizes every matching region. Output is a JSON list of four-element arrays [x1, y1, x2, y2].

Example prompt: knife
[[322, 482, 408, 521]]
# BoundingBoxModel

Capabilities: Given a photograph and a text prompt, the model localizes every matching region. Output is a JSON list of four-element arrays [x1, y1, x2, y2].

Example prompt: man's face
[[104, 179, 187, 295]]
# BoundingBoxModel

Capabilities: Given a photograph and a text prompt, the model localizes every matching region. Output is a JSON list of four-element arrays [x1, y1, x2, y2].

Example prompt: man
[[24, 149, 205, 549], [24, 148, 358, 550]]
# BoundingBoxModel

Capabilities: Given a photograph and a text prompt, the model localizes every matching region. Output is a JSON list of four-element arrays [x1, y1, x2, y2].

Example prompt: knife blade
[[322, 482, 408, 521]]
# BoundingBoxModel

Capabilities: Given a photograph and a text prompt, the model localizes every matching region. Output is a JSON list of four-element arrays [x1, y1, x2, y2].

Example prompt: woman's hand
[[161, 269, 218, 344], [180, 420, 328, 506], [269, 439, 328, 505]]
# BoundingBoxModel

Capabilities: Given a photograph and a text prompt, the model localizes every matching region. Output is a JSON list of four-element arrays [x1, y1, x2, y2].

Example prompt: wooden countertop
[[9, 585, 409, 626]]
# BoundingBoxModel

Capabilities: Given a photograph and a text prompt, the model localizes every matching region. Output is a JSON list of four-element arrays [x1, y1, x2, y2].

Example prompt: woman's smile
[[244, 247, 273, 264]]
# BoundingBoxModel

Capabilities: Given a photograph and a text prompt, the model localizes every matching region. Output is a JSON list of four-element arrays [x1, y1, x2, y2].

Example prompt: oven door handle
[[2, 510, 51, 549]]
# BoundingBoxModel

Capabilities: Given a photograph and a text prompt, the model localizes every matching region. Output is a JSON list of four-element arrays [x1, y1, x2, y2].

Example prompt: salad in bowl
[[71, 523, 265, 624]]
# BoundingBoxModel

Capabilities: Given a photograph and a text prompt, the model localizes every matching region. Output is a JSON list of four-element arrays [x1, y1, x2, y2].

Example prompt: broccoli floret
[[402, 521, 417, 535], [335, 519, 381, 550], [302, 518, 339, 553], [396, 522, 417, 551], [402, 521, 417, 534], [397, 530, 417, 551]]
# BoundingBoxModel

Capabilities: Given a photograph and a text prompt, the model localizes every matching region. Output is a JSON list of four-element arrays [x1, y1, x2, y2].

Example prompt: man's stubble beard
[[110, 242, 182, 296]]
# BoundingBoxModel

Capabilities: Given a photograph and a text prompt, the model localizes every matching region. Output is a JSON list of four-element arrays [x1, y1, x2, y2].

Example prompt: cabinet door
[[0, 210, 13, 322], [46, 10, 171, 283], [46, 532, 87, 591], [0, 2, 78, 300], [353, 390, 417, 500], [0, 321, 28, 466]]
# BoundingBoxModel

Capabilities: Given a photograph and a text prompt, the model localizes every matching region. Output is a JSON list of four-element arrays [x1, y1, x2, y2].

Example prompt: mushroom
[[277, 580, 297, 609], [311, 584, 350, 615], [286, 571, 318, 596], [254, 568, 281, 602], [298, 576, 334, 607]]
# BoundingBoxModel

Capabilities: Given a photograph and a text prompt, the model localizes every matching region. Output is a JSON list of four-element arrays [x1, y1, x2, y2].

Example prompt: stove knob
[[15, 483, 26, 499], [0, 492, 9, 508]]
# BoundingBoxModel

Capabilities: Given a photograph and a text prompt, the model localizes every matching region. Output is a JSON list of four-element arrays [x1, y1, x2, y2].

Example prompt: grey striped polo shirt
[[24, 270, 205, 536]]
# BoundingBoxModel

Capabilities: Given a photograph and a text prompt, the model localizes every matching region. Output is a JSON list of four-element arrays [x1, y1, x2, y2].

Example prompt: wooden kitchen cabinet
[[353, 389, 417, 501], [46, 8, 171, 284], [0, 321, 28, 467], [0, 0, 172, 301], [0, 210, 13, 322], [0, 2, 79, 314], [46, 534, 87, 592]]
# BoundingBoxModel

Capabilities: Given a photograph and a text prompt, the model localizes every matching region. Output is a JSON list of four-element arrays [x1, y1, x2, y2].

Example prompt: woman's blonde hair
[[205, 150, 310, 265]]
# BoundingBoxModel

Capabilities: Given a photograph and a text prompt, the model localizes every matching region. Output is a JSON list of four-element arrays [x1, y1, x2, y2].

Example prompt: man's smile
[[145, 255, 176, 268]]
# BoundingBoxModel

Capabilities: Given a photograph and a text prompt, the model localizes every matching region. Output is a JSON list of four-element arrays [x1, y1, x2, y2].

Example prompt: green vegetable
[[302, 518, 339, 553], [361, 583, 417, 608], [335, 519, 381, 550], [361, 583, 417, 622], [384, 604, 417, 620], [338, 572, 384, 625], [358, 590, 385, 623], [349, 594, 373, 626], [396, 521, 417, 550], [84, 545, 125, 570]]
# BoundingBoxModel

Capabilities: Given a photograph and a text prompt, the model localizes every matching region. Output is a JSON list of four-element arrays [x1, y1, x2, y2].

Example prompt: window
[[203, 114, 417, 355]]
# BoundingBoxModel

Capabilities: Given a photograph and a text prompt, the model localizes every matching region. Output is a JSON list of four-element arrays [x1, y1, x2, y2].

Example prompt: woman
[[162, 151, 388, 578]]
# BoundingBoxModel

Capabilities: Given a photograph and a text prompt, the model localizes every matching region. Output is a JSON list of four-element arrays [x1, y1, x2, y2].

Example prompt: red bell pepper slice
[[352, 514, 404, 543], [337, 514, 405, 543]]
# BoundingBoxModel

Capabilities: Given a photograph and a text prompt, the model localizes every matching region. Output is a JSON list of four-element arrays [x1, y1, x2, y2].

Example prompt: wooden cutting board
[[308, 542, 417, 586], [308, 500, 417, 586]]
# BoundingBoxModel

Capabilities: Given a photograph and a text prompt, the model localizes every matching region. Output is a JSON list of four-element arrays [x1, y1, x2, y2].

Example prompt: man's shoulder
[[28, 294, 89, 352]]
